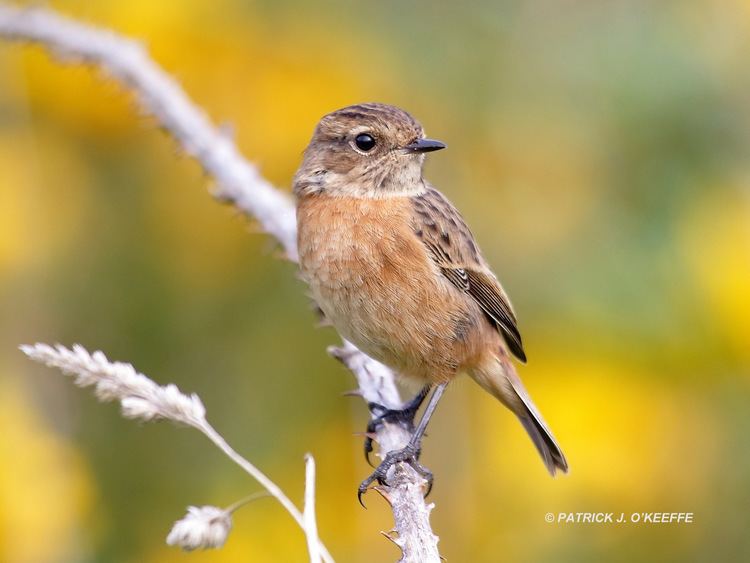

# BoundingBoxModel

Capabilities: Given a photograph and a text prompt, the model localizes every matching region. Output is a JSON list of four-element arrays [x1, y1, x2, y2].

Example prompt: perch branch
[[0, 4, 439, 561]]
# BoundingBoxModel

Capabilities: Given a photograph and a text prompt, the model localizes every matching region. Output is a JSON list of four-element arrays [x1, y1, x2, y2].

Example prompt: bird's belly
[[297, 196, 485, 381]]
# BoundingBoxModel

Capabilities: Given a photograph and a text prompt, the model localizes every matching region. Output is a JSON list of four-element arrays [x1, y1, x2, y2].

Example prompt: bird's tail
[[470, 355, 568, 476]]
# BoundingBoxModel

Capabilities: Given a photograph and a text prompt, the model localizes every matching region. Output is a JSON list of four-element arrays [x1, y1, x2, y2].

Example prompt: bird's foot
[[363, 387, 429, 466], [357, 443, 433, 507], [363, 404, 419, 466]]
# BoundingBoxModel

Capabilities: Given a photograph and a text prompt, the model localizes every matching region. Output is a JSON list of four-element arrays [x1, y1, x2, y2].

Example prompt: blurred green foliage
[[1, 1, 749, 561]]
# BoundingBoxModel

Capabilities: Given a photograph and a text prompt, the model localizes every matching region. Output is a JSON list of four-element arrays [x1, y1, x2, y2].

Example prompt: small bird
[[294, 103, 567, 500]]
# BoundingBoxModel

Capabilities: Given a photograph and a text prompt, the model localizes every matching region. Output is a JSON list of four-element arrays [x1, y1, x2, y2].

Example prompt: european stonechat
[[294, 103, 567, 499]]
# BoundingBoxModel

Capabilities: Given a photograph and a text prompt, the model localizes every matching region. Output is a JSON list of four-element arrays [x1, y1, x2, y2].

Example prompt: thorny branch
[[0, 4, 439, 561]]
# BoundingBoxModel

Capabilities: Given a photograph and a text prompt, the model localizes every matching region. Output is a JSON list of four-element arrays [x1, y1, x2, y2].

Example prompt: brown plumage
[[295, 103, 567, 480]]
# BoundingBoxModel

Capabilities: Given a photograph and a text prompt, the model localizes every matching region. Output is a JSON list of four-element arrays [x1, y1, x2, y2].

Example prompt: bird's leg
[[363, 385, 430, 466], [358, 383, 447, 505]]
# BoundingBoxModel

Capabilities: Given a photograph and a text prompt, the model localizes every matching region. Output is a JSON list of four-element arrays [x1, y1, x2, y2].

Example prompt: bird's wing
[[410, 187, 526, 362]]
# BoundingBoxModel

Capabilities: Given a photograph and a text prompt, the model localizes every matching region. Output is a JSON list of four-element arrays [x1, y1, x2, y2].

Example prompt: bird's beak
[[403, 138, 446, 153]]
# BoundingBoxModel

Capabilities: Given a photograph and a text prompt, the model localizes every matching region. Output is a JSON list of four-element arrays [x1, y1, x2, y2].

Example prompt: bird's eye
[[354, 133, 376, 152]]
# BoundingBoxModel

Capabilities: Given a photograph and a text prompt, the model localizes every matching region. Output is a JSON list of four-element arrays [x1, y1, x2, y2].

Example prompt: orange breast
[[297, 194, 489, 382]]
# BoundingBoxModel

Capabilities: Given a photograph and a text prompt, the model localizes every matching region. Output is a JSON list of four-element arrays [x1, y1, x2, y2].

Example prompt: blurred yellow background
[[1, 1, 749, 561]]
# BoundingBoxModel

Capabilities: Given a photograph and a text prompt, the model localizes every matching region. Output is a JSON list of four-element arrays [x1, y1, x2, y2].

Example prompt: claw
[[357, 444, 425, 501], [407, 458, 434, 497], [357, 485, 369, 508], [424, 476, 434, 497], [362, 430, 377, 467], [357, 445, 436, 504], [364, 437, 374, 466]]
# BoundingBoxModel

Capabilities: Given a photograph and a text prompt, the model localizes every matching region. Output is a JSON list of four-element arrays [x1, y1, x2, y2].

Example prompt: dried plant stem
[[197, 422, 330, 563], [21, 343, 332, 562], [304, 454, 322, 563], [224, 492, 271, 513], [0, 4, 440, 560]]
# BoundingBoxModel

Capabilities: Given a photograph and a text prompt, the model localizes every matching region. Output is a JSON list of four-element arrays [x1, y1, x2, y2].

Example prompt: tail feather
[[517, 410, 568, 476], [471, 356, 568, 476]]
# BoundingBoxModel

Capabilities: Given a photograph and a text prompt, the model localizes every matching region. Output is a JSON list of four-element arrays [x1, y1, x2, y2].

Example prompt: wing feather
[[411, 187, 526, 362]]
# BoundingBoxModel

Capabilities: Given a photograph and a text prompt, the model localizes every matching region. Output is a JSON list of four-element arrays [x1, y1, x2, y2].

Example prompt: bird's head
[[294, 103, 445, 198]]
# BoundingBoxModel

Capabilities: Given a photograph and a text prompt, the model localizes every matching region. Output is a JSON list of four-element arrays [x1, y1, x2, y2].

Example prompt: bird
[[294, 103, 567, 501]]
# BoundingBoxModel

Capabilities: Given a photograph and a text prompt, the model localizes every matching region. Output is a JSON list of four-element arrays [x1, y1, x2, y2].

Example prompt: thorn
[[218, 121, 236, 140], [380, 530, 403, 549], [374, 486, 393, 507], [270, 248, 290, 262], [228, 206, 244, 218], [270, 249, 295, 262], [211, 185, 235, 205], [328, 346, 347, 362], [244, 221, 263, 235]]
